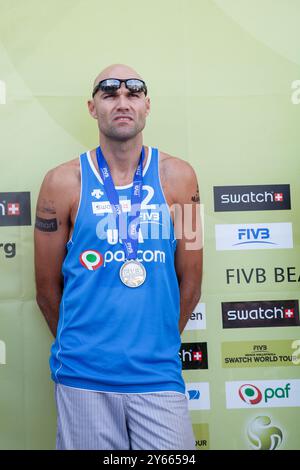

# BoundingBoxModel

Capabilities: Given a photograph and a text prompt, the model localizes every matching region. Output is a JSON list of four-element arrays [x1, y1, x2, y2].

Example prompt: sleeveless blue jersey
[[50, 147, 185, 394]]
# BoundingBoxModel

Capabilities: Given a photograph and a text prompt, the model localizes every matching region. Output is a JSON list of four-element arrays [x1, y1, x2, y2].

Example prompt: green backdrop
[[0, 0, 299, 450]]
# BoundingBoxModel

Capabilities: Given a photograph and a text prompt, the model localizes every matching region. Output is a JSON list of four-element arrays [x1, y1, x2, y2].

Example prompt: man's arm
[[170, 160, 203, 334], [34, 167, 72, 337]]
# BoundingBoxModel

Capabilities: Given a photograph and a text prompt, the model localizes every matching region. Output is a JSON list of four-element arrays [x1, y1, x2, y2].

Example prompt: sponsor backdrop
[[0, 0, 299, 450]]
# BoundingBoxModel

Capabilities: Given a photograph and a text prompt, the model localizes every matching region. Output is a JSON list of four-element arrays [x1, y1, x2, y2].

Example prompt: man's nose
[[116, 84, 130, 109]]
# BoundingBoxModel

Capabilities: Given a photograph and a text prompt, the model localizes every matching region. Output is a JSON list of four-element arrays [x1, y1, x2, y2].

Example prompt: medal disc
[[119, 259, 146, 288]]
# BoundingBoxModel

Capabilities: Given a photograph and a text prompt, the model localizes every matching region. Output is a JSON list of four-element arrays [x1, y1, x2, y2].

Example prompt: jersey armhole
[[157, 150, 177, 246], [66, 154, 84, 246]]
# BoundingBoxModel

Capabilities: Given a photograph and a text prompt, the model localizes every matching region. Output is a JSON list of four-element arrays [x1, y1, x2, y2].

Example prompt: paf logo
[[226, 380, 300, 408], [239, 383, 291, 406], [239, 384, 263, 405], [80, 250, 103, 271]]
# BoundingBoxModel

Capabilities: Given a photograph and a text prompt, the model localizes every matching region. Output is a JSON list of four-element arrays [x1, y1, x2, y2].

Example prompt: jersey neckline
[[86, 146, 152, 189]]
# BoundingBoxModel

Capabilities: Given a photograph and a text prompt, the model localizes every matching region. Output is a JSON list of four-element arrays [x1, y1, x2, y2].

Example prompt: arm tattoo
[[37, 198, 57, 215], [191, 184, 200, 203], [35, 215, 58, 232]]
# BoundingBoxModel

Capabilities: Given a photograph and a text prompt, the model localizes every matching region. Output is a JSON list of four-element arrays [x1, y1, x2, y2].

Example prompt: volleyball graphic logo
[[80, 250, 103, 271], [247, 416, 283, 450], [188, 390, 201, 400], [239, 384, 263, 405]]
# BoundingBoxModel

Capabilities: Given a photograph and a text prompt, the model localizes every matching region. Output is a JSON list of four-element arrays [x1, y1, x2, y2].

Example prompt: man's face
[[90, 78, 150, 142]]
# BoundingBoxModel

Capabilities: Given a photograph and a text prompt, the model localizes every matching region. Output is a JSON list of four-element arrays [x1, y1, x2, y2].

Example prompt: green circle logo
[[80, 250, 103, 271], [247, 416, 283, 450]]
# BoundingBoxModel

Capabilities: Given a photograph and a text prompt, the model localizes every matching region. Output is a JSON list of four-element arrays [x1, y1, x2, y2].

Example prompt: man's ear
[[145, 97, 151, 116], [87, 99, 98, 119]]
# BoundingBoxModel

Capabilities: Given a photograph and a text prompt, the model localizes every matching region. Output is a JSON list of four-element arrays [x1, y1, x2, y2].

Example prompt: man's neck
[[98, 135, 144, 175]]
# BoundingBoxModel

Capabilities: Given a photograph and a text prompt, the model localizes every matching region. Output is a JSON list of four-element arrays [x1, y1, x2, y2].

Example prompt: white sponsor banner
[[215, 223, 293, 251], [185, 382, 210, 410], [185, 302, 206, 330], [0, 340, 6, 365], [226, 379, 300, 409], [0, 80, 6, 104], [92, 199, 131, 215]]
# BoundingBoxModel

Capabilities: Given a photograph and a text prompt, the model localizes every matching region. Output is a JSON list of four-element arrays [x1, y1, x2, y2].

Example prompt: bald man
[[34, 64, 203, 450]]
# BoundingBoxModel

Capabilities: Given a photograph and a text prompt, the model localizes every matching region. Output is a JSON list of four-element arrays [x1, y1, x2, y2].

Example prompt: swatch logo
[[222, 300, 300, 328], [179, 343, 208, 370], [0, 192, 31, 226], [214, 184, 291, 211]]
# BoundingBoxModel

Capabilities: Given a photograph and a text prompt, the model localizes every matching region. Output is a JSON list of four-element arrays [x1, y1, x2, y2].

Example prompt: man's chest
[[70, 160, 174, 229]]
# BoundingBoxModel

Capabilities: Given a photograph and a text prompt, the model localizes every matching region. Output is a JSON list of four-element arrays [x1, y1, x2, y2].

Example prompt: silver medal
[[119, 259, 146, 288]]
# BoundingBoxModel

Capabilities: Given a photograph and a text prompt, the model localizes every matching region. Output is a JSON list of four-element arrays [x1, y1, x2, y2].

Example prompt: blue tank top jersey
[[50, 146, 185, 394]]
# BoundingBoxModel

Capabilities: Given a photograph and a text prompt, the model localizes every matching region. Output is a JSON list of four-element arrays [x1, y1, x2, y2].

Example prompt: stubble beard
[[100, 119, 146, 143]]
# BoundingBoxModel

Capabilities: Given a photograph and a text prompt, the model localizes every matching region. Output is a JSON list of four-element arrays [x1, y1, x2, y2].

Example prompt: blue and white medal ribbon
[[96, 146, 146, 287]]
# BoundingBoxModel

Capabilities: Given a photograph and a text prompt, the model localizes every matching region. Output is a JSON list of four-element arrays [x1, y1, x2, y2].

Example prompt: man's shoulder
[[43, 157, 80, 191], [159, 151, 197, 183]]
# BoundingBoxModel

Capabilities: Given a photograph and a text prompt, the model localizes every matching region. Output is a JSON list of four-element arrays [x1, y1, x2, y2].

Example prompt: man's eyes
[[102, 93, 140, 99]]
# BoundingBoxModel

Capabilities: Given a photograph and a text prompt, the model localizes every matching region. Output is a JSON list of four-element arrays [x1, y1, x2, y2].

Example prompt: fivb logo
[[247, 416, 283, 450], [80, 250, 103, 271], [215, 223, 293, 250], [102, 167, 109, 179], [133, 183, 140, 196], [226, 380, 300, 408], [237, 227, 271, 245]]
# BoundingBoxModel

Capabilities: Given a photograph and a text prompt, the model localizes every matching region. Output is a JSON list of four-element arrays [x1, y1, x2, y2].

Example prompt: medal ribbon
[[96, 146, 144, 260]]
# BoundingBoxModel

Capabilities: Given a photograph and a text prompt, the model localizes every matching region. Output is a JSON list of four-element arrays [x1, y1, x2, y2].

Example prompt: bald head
[[93, 64, 143, 89], [88, 62, 150, 143]]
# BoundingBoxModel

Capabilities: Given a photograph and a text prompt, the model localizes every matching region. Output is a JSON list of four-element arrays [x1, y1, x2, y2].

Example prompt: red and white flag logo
[[193, 351, 202, 362], [274, 193, 283, 202], [8, 203, 20, 216], [284, 308, 294, 319]]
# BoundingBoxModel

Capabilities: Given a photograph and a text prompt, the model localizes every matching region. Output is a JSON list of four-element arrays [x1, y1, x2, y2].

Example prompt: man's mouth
[[113, 116, 133, 122]]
